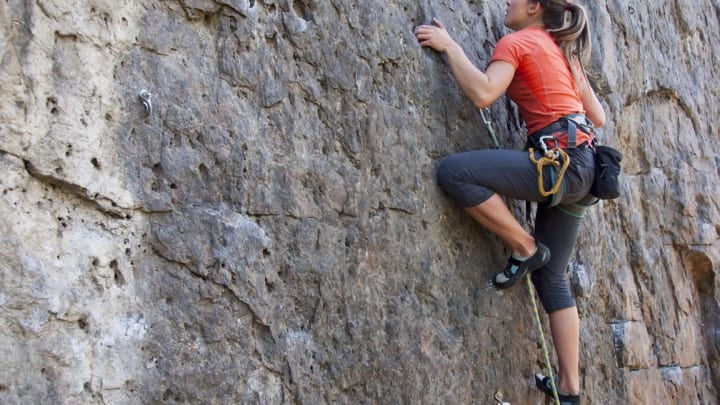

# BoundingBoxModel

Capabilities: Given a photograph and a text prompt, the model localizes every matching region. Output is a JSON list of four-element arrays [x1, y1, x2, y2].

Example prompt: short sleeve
[[490, 34, 521, 68]]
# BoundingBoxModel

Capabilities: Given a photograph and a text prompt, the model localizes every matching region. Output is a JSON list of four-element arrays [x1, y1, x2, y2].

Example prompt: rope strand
[[527, 275, 561, 405], [479, 108, 562, 404]]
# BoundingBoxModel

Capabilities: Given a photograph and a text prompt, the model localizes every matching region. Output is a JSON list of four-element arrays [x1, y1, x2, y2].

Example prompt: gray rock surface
[[1, 0, 719, 403]]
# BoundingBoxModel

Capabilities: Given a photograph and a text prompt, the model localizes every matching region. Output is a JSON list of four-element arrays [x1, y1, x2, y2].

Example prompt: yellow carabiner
[[528, 147, 570, 197]]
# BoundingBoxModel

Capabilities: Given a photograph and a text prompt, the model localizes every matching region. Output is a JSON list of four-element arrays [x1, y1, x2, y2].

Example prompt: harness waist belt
[[528, 114, 594, 150]]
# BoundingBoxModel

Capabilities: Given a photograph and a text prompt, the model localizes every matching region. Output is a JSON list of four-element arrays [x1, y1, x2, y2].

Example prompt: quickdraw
[[480, 108, 501, 150]]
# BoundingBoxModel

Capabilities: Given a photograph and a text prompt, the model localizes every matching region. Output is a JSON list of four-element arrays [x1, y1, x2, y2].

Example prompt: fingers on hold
[[417, 33, 434, 42]]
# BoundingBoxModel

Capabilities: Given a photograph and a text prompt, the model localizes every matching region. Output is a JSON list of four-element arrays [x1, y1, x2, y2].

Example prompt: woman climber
[[415, 0, 605, 403]]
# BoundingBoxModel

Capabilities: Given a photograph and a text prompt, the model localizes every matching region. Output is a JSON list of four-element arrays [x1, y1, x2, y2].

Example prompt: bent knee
[[436, 156, 463, 192], [532, 270, 576, 313]]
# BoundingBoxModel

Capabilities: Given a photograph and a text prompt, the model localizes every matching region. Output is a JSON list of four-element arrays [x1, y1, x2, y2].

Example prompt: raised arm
[[415, 19, 514, 109]]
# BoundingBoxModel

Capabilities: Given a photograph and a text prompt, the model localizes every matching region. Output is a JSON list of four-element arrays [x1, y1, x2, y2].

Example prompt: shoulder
[[493, 29, 542, 65], [498, 28, 550, 48], [495, 30, 523, 49], [496, 29, 546, 54]]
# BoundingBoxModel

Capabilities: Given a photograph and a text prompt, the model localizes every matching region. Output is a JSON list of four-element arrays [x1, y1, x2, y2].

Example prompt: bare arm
[[578, 78, 606, 128], [415, 19, 514, 108]]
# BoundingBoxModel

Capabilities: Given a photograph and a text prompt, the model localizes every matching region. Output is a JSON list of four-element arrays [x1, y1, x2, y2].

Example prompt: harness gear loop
[[528, 146, 570, 197]]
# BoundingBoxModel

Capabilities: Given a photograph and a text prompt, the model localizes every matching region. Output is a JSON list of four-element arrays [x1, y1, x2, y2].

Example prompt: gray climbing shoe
[[535, 373, 581, 404], [493, 243, 551, 289]]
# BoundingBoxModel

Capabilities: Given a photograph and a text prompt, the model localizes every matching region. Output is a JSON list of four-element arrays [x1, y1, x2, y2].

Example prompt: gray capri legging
[[437, 145, 597, 313]]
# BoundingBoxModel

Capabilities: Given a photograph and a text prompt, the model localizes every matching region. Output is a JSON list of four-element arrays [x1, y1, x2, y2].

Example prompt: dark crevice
[[150, 243, 264, 325], [679, 246, 720, 395], [23, 159, 128, 218]]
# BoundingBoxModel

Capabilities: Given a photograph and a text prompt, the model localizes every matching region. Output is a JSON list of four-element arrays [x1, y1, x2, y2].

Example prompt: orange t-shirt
[[490, 27, 592, 147]]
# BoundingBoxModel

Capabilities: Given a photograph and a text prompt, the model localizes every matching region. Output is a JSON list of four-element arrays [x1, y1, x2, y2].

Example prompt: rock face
[[1, 0, 719, 403]]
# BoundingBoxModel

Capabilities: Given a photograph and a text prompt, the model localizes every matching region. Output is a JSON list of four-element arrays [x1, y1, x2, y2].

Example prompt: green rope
[[526, 275, 561, 405], [479, 107, 561, 405]]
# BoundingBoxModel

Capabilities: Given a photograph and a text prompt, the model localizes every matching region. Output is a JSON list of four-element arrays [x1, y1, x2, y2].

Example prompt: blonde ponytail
[[536, 1, 592, 83]]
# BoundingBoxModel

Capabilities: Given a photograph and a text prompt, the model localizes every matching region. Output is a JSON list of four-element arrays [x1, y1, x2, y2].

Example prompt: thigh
[[441, 149, 552, 204], [557, 147, 597, 205]]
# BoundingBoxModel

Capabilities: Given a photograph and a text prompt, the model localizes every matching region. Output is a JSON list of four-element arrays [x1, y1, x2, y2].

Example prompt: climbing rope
[[479, 108, 561, 405], [526, 276, 561, 405]]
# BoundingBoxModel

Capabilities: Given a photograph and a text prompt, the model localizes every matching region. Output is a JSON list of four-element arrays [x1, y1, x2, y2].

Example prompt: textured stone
[[1, 0, 719, 403]]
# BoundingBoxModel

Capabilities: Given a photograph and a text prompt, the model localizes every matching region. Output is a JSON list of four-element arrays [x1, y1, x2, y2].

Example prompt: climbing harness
[[526, 114, 595, 206], [478, 108, 561, 405]]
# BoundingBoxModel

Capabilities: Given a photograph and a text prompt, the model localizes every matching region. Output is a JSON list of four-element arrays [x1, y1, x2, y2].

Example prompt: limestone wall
[[1, 0, 718, 403]]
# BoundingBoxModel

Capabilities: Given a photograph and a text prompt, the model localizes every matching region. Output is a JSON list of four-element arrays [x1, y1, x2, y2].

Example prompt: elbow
[[586, 108, 606, 128], [592, 111, 606, 128], [472, 94, 493, 109]]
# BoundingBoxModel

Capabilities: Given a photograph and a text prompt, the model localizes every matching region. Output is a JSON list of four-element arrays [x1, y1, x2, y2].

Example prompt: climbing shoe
[[534, 373, 581, 404], [493, 243, 551, 289]]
